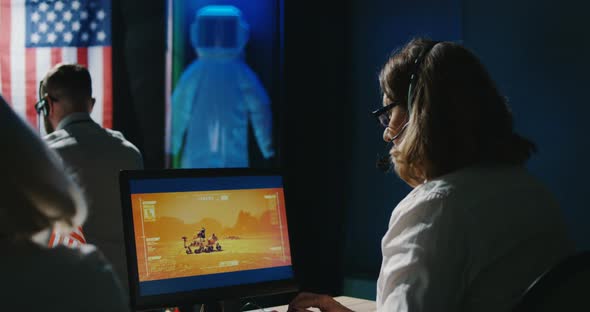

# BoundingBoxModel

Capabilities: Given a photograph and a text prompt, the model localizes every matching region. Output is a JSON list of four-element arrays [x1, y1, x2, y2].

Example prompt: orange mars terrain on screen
[[131, 188, 291, 282]]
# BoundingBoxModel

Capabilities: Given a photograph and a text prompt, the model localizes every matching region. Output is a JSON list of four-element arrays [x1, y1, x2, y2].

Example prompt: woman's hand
[[288, 292, 353, 312]]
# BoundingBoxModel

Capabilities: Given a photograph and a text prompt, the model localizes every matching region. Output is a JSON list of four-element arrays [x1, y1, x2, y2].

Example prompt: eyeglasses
[[371, 102, 400, 128]]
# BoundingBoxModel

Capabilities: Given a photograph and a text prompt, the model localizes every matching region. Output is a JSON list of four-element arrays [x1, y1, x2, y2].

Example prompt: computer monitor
[[119, 168, 297, 311]]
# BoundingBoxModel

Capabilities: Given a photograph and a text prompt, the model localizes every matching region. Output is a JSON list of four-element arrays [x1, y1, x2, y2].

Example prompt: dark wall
[[463, 0, 590, 250], [341, 0, 590, 280], [282, 1, 353, 294], [113, 0, 166, 169], [343, 0, 462, 277]]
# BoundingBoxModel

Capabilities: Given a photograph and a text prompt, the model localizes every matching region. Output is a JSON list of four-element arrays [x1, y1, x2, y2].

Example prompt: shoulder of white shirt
[[44, 129, 72, 147]]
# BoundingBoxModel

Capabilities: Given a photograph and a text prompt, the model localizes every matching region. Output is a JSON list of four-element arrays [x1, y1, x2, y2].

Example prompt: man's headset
[[376, 41, 439, 172], [34, 75, 96, 134], [34, 80, 50, 134], [34, 80, 50, 117]]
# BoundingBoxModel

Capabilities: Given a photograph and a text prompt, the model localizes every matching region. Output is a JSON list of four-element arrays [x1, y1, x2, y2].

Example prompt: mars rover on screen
[[182, 227, 223, 254]]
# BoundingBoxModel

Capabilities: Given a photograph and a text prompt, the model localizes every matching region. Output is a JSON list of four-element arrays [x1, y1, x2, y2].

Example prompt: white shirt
[[377, 165, 571, 312]]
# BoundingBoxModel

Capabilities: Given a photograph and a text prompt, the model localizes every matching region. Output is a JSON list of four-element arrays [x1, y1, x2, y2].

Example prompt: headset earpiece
[[407, 42, 439, 115], [35, 80, 47, 117], [34, 98, 49, 117]]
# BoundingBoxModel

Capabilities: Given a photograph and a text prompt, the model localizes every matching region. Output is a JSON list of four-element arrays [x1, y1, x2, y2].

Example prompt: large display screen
[[165, 0, 282, 169]]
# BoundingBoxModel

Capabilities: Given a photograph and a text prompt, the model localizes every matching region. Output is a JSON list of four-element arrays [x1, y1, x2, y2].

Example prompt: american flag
[[0, 0, 112, 129], [48, 225, 87, 248]]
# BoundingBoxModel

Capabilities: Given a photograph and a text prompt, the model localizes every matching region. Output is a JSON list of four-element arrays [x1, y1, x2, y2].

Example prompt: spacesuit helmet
[[190, 5, 249, 58]]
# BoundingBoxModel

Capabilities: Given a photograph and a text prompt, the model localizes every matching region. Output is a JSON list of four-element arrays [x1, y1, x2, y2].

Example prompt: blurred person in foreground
[[0, 95, 128, 311], [289, 39, 572, 312]]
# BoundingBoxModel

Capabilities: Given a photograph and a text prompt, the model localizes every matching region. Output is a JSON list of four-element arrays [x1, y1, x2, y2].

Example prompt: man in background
[[40, 63, 143, 292]]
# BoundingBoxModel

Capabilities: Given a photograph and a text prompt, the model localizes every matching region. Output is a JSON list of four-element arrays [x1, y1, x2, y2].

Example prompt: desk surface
[[253, 296, 376, 312]]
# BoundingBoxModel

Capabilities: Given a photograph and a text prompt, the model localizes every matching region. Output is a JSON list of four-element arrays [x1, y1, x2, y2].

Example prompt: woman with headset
[[288, 39, 571, 312]]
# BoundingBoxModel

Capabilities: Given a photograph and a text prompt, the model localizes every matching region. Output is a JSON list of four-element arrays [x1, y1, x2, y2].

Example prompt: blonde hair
[[0, 96, 86, 239], [380, 39, 536, 186]]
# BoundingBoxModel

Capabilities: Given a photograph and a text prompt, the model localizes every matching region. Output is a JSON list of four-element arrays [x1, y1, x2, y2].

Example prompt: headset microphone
[[376, 154, 391, 172]]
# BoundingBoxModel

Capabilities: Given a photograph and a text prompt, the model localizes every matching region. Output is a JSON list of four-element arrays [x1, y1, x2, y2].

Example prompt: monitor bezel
[[119, 168, 298, 311]]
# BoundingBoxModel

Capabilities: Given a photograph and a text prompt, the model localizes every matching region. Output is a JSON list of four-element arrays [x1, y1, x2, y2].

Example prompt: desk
[[250, 296, 376, 312]]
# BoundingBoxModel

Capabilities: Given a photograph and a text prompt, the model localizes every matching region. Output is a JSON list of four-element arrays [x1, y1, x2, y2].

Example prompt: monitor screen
[[120, 169, 296, 309]]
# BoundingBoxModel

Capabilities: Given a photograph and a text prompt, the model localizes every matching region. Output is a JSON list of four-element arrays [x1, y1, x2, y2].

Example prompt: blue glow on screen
[[139, 266, 294, 296], [183, 0, 276, 47], [198, 17, 238, 48], [129, 175, 283, 194]]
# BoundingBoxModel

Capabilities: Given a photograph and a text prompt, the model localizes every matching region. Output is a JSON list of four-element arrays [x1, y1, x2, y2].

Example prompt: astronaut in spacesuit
[[171, 5, 274, 168]]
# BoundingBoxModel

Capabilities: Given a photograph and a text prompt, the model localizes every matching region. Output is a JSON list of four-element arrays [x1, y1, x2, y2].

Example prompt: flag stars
[[55, 22, 65, 32], [47, 32, 57, 43], [64, 32, 73, 43], [54, 1, 64, 11], [39, 22, 48, 33], [47, 11, 57, 22], [96, 10, 106, 20], [31, 33, 41, 44], [63, 10, 73, 22], [39, 2, 49, 12], [31, 12, 41, 23], [97, 31, 106, 42], [28, 1, 110, 46]]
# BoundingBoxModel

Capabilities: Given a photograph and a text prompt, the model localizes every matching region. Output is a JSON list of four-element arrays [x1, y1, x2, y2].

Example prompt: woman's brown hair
[[379, 38, 536, 186]]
